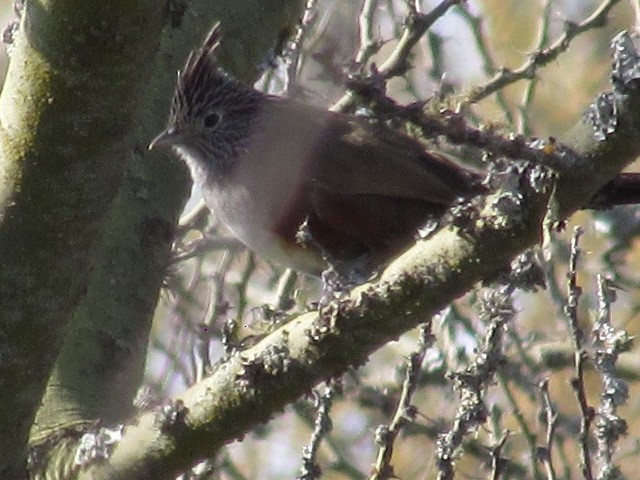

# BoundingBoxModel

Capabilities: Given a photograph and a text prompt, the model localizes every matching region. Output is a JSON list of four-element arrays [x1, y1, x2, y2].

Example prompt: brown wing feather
[[306, 187, 443, 262], [263, 97, 482, 204], [258, 97, 485, 268]]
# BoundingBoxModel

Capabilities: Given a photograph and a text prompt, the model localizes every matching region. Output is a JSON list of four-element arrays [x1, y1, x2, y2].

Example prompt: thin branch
[[331, 0, 463, 112], [293, 401, 363, 479], [369, 323, 434, 480], [518, 0, 554, 135], [274, 269, 299, 311], [462, 0, 622, 106], [436, 286, 514, 480], [284, 0, 320, 94], [592, 274, 629, 480], [538, 379, 558, 480], [355, 0, 380, 64], [195, 250, 234, 380], [455, 7, 515, 126], [376, 0, 462, 78], [489, 431, 510, 480], [171, 235, 244, 264], [297, 382, 338, 480], [177, 199, 208, 233], [565, 226, 594, 480], [498, 374, 544, 480]]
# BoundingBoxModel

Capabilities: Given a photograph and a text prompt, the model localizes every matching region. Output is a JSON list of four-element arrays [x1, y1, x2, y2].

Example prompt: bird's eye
[[203, 111, 222, 129]]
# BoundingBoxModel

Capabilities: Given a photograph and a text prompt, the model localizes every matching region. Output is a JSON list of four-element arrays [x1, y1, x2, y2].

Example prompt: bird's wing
[[264, 98, 481, 205]]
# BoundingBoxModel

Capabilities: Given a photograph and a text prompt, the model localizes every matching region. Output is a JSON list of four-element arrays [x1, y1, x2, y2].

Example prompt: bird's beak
[[148, 129, 181, 150]]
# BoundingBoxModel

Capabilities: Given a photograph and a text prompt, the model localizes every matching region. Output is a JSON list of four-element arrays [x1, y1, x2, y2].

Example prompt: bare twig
[[462, 0, 622, 106], [355, 0, 380, 65], [157, 239, 214, 389], [517, 0, 554, 135], [274, 269, 299, 311], [565, 226, 594, 480], [436, 286, 514, 480], [565, 226, 584, 350], [498, 374, 544, 480], [369, 323, 434, 480], [177, 199, 208, 233], [297, 382, 339, 480], [376, 0, 461, 78], [538, 379, 558, 480], [195, 250, 234, 377], [284, 0, 320, 93], [171, 235, 243, 264], [489, 431, 510, 480], [455, 7, 515, 126], [234, 252, 257, 322], [218, 452, 249, 480], [331, 0, 463, 112], [592, 274, 629, 480], [293, 399, 364, 479]]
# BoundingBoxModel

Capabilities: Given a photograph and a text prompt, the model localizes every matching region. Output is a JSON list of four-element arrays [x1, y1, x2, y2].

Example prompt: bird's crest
[[171, 23, 241, 124], [179, 22, 224, 94]]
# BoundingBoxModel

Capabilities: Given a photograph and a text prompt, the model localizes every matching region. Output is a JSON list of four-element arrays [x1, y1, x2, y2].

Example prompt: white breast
[[203, 165, 324, 274], [188, 98, 335, 274]]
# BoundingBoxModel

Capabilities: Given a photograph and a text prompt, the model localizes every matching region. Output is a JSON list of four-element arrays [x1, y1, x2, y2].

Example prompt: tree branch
[[82, 30, 640, 479], [1, 0, 307, 477], [0, 1, 165, 476]]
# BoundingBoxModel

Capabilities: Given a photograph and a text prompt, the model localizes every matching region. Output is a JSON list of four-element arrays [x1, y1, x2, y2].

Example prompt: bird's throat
[[173, 146, 209, 188]]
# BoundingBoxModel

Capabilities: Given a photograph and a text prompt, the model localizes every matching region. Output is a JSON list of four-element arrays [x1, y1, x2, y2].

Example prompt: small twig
[[436, 286, 514, 480], [332, 0, 463, 112], [274, 268, 298, 311], [177, 198, 208, 233], [565, 226, 584, 350], [369, 323, 434, 480], [234, 251, 257, 322], [462, 0, 622, 106], [297, 382, 339, 480], [455, 7, 515, 126], [592, 274, 629, 480], [355, 0, 380, 65], [538, 379, 558, 480], [158, 237, 213, 388], [195, 250, 234, 376], [293, 400, 364, 479], [171, 235, 243, 264], [489, 431, 510, 480], [370, 100, 577, 172], [376, 0, 461, 78], [565, 226, 594, 480], [284, 0, 319, 94], [218, 451, 249, 480], [497, 374, 544, 480], [174, 200, 243, 264], [517, 0, 554, 135]]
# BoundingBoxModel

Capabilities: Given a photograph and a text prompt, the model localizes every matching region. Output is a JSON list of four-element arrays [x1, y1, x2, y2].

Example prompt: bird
[[149, 24, 486, 282]]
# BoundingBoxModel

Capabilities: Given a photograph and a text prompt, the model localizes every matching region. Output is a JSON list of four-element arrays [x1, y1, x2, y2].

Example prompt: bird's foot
[[317, 255, 378, 310]]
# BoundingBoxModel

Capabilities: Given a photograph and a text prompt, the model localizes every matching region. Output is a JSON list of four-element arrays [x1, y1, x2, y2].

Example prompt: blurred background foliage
[[3, 0, 640, 478]]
